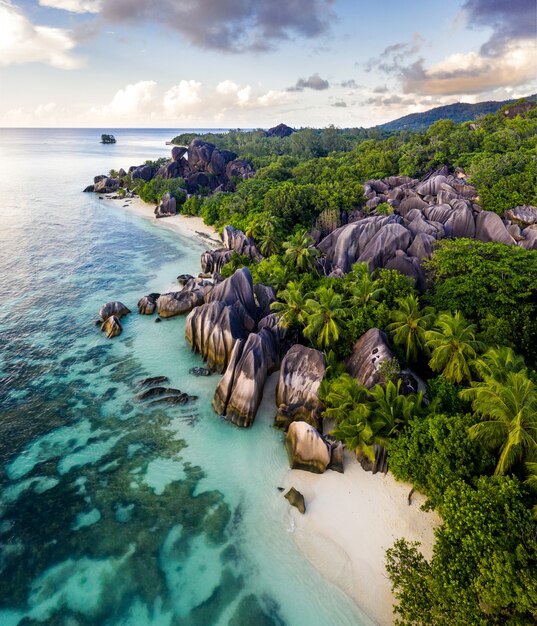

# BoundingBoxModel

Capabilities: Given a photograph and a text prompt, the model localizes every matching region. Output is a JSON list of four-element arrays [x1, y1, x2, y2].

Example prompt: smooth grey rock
[[346, 328, 395, 388], [99, 301, 130, 321], [275, 345, 326, 431], [285, 421, 330, 474], [357, 222, 412, 270], [505, 205, 537, 226], [157, 290, 204, 318], [407, 233, 436, 259], [475, 211, 516, 245]]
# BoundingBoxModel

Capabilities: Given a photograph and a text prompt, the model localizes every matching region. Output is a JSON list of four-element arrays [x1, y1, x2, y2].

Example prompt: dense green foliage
[[137, 177, 187, 205], [386, 477, 537, 625], [424, 239, 537, 364]]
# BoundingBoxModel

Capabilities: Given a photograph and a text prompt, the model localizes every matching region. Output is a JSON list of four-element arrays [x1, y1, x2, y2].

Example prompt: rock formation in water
[[212, 325, 282, 427], [137, 294, 159, 315], [285, 421, 331, 474], [274, 345, 326, 431], [99, 301, 130, 321], [156, 277, 213, 318], [101, 315, 122, 338]]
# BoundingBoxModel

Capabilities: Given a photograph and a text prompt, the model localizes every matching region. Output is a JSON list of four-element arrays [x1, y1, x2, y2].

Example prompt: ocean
[[0, 128, 372, 626]]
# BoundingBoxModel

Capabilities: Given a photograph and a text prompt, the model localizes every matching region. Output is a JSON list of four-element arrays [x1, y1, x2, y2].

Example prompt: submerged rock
[[284, 487, 306, 514], [189, 366, 211, 377], [137, 386, 182, 400], [285, 421, 330, 474], [137, 375, 170, 387], [275, 345, 326, 431]]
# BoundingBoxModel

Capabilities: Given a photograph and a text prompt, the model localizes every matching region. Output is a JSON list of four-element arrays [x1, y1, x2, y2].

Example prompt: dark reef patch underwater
[[0, 128, 370, 626]]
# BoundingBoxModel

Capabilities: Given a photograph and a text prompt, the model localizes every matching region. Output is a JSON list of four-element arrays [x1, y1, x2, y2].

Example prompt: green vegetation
[[162, 102, 537, 623]]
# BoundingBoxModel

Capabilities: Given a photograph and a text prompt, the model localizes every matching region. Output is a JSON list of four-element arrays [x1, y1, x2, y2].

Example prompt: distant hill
[[377, 95, 537, 132]]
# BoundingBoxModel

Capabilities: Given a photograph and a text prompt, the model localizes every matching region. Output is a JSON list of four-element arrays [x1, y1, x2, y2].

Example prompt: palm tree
[[346, 262, 385, 308], [270, 281, 309, 329], [369, 379, 424, 440], [303, 287, 347, 350], [425, 311, 483, 383], [387, 295, 435, 363], [246, 214, 280, 256], [462, 371, 537, 475], [321, 374, 376, 461], [282, 229, 320, 273], [472, 346, 526, 383]]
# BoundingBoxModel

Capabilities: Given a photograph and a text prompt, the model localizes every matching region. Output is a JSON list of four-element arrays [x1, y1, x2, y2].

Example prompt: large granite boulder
[[254, 283, 276, 318], [222, 225, 263, 262], [204, 267, 257, 323], [130, 164, 156, 182], [317, 215, 398, 273], [94, 177, 120, 193], [99, 301, 130, 321], [519, 227, 537, 250], [226, 159, 255, 180], [156, 159, 186, 180], [285, 421, 330, 474], [266, 123, 295, 138], [385, 254, 425, 291], [155, 192, 177, 218], [186, 172, 210, 194], [185, 301, 248, 373], [475, 211, 516, 245], [505, 205, 537, 226], [101, 315, 122, 338], [212, 327, 280, 427], [275, 345, 326, 430], [171, 146, 187, 161], [416, 174, 448, 197], [357, 222, 412, 270], [187, 139, 215, 172], [157, 290, 205, 318], [443, 200, 476, 238], [346, 328, 395, 388], [208, 149, 237, 177], [137, 293, 159, 315], [201, 248, 233, 274], [407, 233, 436, 259]]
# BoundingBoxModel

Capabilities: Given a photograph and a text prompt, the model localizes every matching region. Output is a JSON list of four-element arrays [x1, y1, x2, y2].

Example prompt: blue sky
[[1, 0, 535, 127]]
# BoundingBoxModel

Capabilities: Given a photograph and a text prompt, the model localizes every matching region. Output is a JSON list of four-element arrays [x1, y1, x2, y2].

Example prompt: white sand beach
[[283, 451, 440, 626], [103, 195, 222, 248]]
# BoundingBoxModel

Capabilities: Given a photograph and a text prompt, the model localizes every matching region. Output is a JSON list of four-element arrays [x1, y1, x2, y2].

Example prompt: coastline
[[283, 451, 439, 626], [101, 190, 439, 626], [100, 194, 222, 248]]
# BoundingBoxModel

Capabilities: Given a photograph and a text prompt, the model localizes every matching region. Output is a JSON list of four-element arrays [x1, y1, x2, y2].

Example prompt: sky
[[0, 0, 536, 128]]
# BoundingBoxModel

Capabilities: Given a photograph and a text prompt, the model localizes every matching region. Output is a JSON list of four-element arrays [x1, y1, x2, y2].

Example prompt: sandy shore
[[283, 451, 439, 626], [103, 195, 222, 248]]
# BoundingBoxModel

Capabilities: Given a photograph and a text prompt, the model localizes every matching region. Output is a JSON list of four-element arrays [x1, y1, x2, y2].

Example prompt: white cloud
[[163, 80, 202, 116], [38, 0, 102, 13], [0, 0, 83, 69], [91, 80, 158, 118]]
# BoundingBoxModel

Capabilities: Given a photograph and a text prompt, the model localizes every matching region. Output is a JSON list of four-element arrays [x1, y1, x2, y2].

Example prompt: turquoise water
[[0, 128, 372, 625]]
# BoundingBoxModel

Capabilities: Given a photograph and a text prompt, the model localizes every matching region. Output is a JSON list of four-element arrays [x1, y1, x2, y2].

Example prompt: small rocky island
[[101, 134, 116, 144]]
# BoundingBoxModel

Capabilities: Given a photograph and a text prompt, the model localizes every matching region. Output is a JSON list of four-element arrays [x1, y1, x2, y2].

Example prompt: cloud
[[85, 79, 294, 124], [39, 0, 101, 12], [331, 101, 347, 108], [364, 33, 424, 73], [288, 72, 330, 92], [340, 79, 358, 89], [401, 40, 537, 95], [96, 0, 335, 52], [0, 0, 83, 69], [462, 0, 536, 55], [91, 80, 158, 117]]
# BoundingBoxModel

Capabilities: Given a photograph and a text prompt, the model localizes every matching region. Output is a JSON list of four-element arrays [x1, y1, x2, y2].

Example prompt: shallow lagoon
[[0, 128, 373, 625]]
